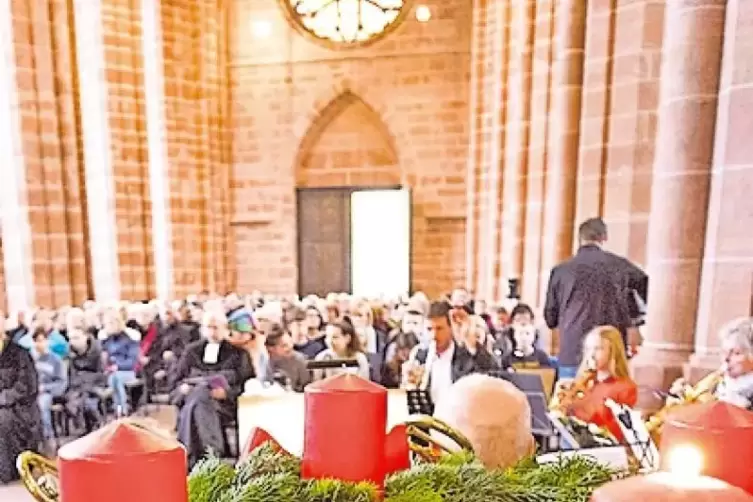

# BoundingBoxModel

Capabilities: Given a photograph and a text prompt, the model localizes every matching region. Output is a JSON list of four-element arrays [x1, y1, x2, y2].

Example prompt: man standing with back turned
[[544, 218, 648, 379]]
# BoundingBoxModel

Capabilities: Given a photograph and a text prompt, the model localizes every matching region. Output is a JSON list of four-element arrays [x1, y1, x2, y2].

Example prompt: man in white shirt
[[411, 301, 477, 407]]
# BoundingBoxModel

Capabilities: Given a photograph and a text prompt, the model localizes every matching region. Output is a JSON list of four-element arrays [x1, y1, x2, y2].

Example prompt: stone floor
[[0, 405, 177, 501], [0, 483, 32, 501]]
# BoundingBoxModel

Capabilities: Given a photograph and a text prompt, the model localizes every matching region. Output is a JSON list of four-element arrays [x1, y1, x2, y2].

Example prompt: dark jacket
[[170, 339, 255, 405], [69, 337, 106, 389], [295, 336, 327, 360], [0, 340, 42, 482], [543, 244, 648, 366], [413, 343, 478, 384]]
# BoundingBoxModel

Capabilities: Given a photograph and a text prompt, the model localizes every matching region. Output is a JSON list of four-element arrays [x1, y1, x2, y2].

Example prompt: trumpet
[[645, 366, 725, 442], [549, 364, 597, 414]]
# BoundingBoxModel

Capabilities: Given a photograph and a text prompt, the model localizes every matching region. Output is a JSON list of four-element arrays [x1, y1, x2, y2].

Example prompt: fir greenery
[[188, 442, 622, 502]]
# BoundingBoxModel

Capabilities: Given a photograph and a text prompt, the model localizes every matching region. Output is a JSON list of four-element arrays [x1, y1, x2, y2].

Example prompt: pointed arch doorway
[[295, 91, 411, 298]]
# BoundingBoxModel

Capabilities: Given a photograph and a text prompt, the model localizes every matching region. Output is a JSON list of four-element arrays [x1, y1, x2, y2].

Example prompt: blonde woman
[[564, 326, 637, 441], [458, 315, 499, 373]]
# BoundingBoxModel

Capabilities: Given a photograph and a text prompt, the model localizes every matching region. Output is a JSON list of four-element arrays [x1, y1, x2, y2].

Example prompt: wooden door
[[297, 189, 351, 296]]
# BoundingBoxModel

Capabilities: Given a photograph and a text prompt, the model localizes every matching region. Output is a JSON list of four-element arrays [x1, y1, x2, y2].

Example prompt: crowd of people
[[1, 217, 752, 484]]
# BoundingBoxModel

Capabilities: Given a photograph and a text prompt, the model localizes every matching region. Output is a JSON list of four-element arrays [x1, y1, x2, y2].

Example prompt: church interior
[[2, 0, 753, 500]]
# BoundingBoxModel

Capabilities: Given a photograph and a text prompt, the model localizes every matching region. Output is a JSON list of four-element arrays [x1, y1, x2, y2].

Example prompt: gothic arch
[[294, 90, 402, 187]]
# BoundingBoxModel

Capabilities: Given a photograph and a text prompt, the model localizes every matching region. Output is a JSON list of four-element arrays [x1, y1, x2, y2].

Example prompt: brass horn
[[403, 415, 475, 462], [17, 451, 59, 502]]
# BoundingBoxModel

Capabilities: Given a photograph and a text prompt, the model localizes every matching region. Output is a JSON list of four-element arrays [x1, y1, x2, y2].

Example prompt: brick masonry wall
[[101, 0, 154, 301], [231, 0, 472, 297], [9, 0, 91, 308], [160, 0, 232, 298]]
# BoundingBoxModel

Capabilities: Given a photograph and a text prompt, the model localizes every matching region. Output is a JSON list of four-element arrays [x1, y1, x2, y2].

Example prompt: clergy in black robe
[[0, 333, 42, 484], [170, 328, 254, 467]]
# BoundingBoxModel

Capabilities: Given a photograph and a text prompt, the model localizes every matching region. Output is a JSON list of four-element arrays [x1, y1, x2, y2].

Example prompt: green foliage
[[300, 478, 377, 502], [188, 442, 622, 502], [188, 455, 236, 502], [235, 442, 301, 486]]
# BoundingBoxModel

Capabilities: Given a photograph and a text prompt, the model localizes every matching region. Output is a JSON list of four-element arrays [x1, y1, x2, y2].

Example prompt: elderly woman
[[715, 317, 753, 410]]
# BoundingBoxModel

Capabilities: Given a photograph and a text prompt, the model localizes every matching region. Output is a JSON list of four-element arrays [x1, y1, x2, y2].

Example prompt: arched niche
[[295, 91, 401, 188]]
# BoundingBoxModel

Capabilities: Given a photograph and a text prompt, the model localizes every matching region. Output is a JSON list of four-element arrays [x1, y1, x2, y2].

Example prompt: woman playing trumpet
[[669, 317, 753, 411], [551, 326, 637, 442]]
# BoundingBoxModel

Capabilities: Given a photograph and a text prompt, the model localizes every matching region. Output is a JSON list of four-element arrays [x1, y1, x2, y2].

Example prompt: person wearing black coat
[[543, 218, 648, 378], [65, 329, 107, 432], [0, 328, 41, 484], [170, 311, 254, 468]]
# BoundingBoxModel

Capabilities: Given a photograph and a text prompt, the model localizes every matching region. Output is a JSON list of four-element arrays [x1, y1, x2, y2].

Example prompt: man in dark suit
[[543, 218, 648, 379]]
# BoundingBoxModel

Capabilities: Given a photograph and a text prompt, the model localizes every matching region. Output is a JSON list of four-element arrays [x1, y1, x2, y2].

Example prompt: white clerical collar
[[203, 341, 221, 364]]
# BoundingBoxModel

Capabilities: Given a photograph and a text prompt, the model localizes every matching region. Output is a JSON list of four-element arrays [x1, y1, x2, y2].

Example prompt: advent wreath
[[188, 443, 627, 502]]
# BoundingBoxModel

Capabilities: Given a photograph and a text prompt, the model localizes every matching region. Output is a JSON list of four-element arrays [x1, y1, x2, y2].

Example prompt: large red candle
[[301, 374, 388, 488], [58, 419, 188, 502], [591, 473, 753, 502], [660, 401, 753, 494]]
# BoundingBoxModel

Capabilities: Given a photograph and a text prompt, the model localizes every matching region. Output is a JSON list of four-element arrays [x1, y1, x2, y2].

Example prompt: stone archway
[[294, 91, 403, 295], [295, 90, 401, 188]]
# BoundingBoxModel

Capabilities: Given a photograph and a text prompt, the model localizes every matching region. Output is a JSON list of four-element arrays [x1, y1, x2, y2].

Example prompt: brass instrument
[[645, 367, 724, 443], [404, 415, 476, 462], [549, 368, 597, 414], [17, 451, 58, 502]]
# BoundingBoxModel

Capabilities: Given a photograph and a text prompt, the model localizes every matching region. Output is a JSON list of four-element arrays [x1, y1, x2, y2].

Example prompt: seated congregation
[[1, 289, 752, 483]]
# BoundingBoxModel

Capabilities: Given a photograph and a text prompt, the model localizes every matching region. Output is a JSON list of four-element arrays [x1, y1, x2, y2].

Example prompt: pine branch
[[188, 446, 623, 502], [188, 455, 236, 502], [235, 442, 300, 486]]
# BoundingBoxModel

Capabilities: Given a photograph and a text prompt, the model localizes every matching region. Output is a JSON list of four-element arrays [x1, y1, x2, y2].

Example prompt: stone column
[[0, 0, 35, 312], [538, 0, 586, 305], [520, 0, 555, 303], [474, 0, 509, 301], [688, 0, 753, 380], [141, 0, 174, 302], [72, 0, 121, 302], [631, 0, 726, 402], [499, 0, 535, 285], [465, 0, 485, 293]]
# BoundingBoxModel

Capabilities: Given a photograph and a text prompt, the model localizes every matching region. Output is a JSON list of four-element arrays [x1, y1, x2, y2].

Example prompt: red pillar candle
[[660, 401, 753, 494], [591, 473, 753, 502], [58, 419, 188, 502], [301, 374, 388, 488]]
